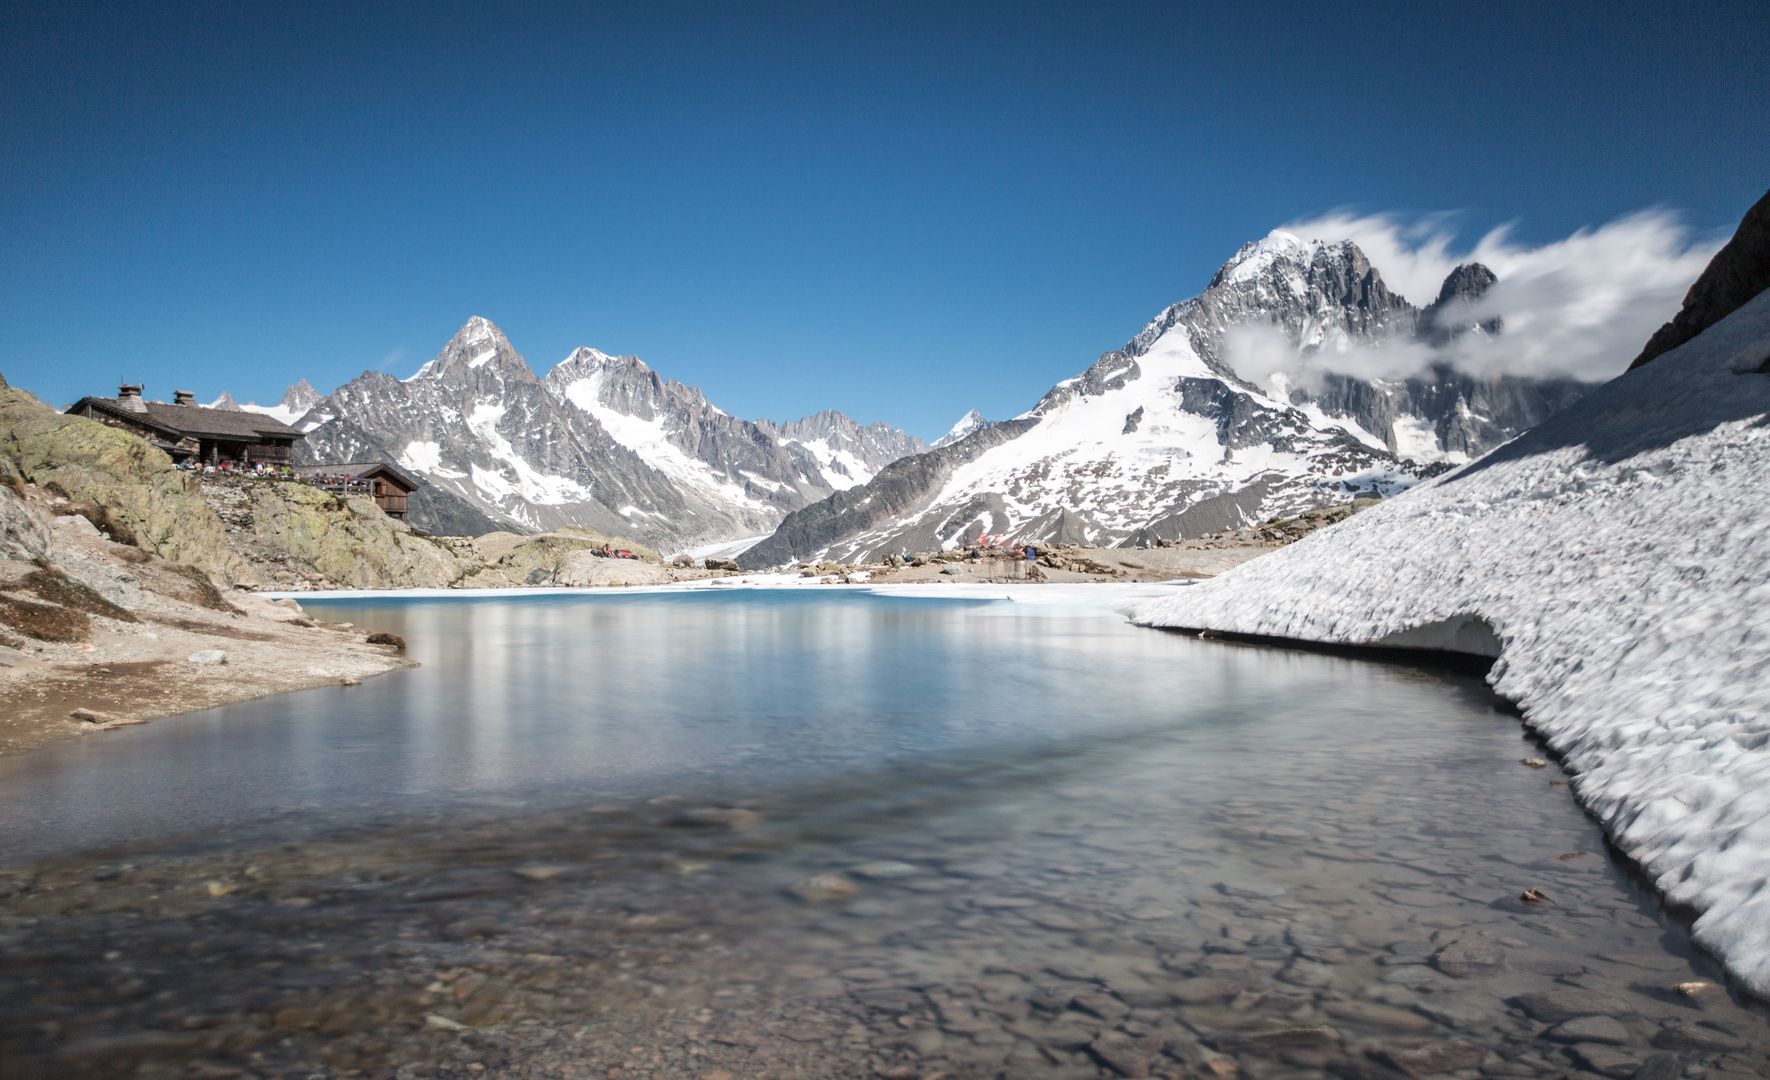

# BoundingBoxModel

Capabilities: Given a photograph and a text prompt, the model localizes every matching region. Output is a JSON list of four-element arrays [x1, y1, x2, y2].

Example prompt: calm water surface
[[0, 591, 1762, 1079]]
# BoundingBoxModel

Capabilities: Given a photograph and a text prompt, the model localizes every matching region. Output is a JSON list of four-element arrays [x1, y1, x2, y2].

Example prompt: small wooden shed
[[294, 462, 420, 520]]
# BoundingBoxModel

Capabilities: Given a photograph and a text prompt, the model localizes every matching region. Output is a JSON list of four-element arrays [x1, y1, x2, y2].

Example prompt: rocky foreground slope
[[1132, 206, 1770, 995], [0, 390, 415, 753], [740, 233, 1589, 568]]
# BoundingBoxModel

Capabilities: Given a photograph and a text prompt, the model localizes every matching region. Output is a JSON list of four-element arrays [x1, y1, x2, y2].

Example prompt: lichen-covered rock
[[0, 389, 254, 584], [478, 528, 664, 585], [553, 551, 672, 586], [491, 533, 606, 583], [0, 484, 51, 561], [456, 566, 519, 589], [552, 526, 661, 562], [248, 482, 470, 589]]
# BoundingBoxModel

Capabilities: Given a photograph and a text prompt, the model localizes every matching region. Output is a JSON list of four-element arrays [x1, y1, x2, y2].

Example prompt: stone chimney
[[174, 390, 196, 406], [117, 384, 147, 413]]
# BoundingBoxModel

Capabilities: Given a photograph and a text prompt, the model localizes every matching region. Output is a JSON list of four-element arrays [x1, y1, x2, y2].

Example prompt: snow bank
[[1132, 288, 1770, 995]]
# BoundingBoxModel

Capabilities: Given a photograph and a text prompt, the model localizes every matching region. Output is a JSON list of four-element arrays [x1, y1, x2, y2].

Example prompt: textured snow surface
[[1133, 289, 1770, 995], [784, 436, 872, 490], [1221, 229, 1311, 286]]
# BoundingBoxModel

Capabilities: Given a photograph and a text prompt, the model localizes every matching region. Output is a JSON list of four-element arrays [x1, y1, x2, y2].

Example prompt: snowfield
[[1132, 288, 1770, 995]]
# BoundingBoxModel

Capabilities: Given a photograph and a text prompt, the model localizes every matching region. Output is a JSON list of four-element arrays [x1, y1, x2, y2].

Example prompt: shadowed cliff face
[[1630, 185, 1770, 370]]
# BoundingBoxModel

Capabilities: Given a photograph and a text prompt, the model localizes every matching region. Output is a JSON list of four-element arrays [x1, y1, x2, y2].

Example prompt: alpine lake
[[0, 589, 1763, 1080]]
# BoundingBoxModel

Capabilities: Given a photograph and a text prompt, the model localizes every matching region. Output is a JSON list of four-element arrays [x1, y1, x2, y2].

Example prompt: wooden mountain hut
[[64, 385, 305, 466]]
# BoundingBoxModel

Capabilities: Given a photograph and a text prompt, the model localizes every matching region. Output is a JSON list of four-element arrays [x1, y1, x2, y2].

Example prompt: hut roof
[[294, 461, 420, 492], [67, 396, 304, 442]]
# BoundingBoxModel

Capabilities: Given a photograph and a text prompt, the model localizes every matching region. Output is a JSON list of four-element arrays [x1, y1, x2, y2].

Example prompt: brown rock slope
[[0, 487, 416, 755]]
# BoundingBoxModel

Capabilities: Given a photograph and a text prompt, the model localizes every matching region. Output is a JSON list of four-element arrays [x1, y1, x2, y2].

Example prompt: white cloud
[[1226, 323, 1437, 394], [1242, 208, 1723, 385]]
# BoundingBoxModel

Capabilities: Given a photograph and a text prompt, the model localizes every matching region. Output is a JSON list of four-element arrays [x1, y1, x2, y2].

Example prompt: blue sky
[[3, 2, 1765, 440]]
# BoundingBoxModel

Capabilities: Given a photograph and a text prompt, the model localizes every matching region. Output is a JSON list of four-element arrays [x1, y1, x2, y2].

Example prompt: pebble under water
[[0, 590, 1763, 1080]]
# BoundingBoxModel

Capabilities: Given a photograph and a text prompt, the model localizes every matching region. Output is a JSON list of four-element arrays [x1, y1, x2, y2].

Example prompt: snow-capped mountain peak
[[1217, 228, 1314, 286], [737, 232, 1591, 569], [236, 378, 324, 427], [932, 409, 992, 448], [277, 318, 923, 548], [405, 316, 530, 382]]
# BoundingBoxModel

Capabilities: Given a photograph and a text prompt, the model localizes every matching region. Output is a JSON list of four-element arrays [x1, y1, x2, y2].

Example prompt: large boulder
[[552, 526, 660, 562], [248, 482, 469, 589], [0, 389, 253, 585], [554, 551, 673, 586], [479, 528, 663, 584], [0, 483, 51, 561]]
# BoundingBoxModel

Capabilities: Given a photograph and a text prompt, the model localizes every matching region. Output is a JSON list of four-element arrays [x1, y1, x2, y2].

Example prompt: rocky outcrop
[[1301, 366, 1588, 459], [0, 389, 255, 585], [1418, 263, 1502, 345], [246, 483, 471, 589], [0, 479, 51, 562], [0, 482, 415, 755], [0, 389, 505, 593], [553, 552, 673, 586], [1630, 185, 1770, 370], [452, 527, 685, 587], [404, 481, 511, 538]]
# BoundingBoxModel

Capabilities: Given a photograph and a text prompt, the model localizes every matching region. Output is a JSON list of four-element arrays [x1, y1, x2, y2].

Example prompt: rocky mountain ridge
[[738, 231, 1594, 568], [283, 318, 924, 551]]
